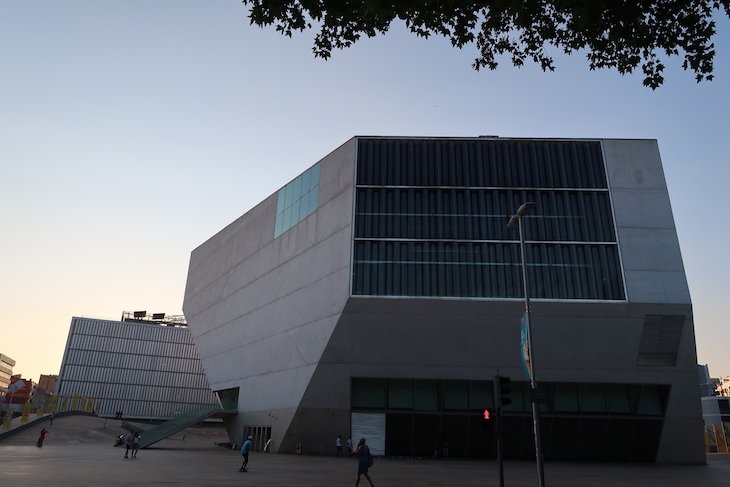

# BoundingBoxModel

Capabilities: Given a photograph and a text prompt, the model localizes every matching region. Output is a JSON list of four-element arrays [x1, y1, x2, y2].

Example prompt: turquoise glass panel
[[388, 379, 414, 409]]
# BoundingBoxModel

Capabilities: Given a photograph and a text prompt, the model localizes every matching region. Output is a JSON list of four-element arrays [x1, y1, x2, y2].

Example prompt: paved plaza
[[0, 416, 728, 486]]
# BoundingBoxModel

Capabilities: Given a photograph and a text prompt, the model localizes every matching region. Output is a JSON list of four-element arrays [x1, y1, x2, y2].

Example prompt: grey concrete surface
[[0, 416, 728, 486]]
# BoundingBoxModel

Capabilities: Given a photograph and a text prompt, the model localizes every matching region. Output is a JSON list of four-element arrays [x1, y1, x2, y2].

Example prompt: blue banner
[[520, 312, 533, 382]]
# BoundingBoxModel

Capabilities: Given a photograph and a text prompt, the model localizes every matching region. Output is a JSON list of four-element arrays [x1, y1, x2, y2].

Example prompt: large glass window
[[353, 138, 625, 300], [352, 377, 667, 417]]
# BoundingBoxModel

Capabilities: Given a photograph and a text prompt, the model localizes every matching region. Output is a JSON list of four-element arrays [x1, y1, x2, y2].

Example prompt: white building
[[0, 353, 15, 397]]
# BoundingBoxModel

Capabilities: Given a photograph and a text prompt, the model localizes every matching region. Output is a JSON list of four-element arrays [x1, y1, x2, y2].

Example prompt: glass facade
[[274, 162, 320, 238], [353, 138, 625, 300], [56, 317, 217, 419], [352, 377, 668, 461]]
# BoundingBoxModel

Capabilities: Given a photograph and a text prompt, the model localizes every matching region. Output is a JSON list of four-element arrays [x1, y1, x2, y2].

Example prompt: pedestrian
[[123, 431, 134, 459], [131, 432, 140, 458], [336, 435, 343, 457], [354, 437, 375, 487], [36, 427, 48, 447], [346, 436, 353, 457], [50, 413, 54, 425], [239, 435, 253, 472]]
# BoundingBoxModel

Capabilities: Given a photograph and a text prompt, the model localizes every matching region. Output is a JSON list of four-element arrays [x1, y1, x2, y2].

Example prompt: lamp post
[[507, 202, 545, 487]]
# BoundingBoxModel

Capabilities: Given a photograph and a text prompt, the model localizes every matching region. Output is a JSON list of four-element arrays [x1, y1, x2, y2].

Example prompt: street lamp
[[507, 202, 545, 487]]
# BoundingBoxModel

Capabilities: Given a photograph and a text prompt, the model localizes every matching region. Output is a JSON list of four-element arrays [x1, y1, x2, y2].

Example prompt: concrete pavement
[[0, 415, 728, 486]]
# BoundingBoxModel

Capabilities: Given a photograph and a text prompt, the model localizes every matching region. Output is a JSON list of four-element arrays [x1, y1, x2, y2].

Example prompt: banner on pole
[[520, 312, 533, 382]]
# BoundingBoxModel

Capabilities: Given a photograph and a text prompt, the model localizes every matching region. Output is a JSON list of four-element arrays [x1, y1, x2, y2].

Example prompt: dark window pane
[[469, 381, 493, 410], [388, 379, 414, 409], [443, 381, 469, 411], [637, 385, 666, 416], [414, 380, 439, 411], [554, 383, 580, 413], [581, 384, 608, 413], [352, 378, 386, 409], [609, 384, 632, 414]]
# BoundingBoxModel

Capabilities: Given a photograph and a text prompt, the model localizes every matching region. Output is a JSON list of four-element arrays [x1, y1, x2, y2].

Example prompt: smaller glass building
[[56, 316, 217, 419]]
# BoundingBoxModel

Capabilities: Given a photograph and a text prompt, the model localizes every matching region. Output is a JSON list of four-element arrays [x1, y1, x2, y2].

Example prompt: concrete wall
[[602, 139, 702, 462], [602, 139, 691, 304], [293, 297, 703, 461], [183, 138, 358, 448]]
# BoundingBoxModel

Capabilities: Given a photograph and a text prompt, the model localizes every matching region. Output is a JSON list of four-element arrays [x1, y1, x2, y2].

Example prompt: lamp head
[[507, 202, 536, 229]]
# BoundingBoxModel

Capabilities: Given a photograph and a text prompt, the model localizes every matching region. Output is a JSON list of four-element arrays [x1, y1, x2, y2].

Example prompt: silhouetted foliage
[[242, 0, 730, 88]]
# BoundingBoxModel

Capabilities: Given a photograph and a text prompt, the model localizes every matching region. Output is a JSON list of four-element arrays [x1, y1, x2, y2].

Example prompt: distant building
[[37, 374, 58, 393], [698, 364, 718, 397], [0, 353, 15, 397], [56, 314, 217, 419], [716, 377, 730, 397], [184, 136, 705, 463], [702, 395, 730, 453], [3, 375, 33, 414]]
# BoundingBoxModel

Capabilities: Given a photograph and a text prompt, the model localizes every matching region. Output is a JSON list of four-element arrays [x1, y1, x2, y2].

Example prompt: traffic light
[[494, 375, 512, 408], [481, 408, 493, 431]]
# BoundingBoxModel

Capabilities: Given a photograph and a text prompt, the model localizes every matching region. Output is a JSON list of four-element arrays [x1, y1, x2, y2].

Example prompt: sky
[[1, 2, 728, 382]]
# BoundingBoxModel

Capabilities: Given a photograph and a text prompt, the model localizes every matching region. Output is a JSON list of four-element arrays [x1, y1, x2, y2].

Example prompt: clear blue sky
[[1, 1, 728, 382]]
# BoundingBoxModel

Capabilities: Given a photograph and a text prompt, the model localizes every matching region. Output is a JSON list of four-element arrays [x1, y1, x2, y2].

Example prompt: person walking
[[346, 436, 353, 457], [354, 437, 375, 487], [239, 435, 253, 472], [36, 428, 48, 447], [123, 431, 134, 459], [336, 435, 343, 457], [131, 432, 140, 458]]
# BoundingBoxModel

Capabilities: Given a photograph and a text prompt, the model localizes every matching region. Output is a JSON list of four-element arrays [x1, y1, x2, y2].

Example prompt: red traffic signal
[[482, 408, 491, 420]]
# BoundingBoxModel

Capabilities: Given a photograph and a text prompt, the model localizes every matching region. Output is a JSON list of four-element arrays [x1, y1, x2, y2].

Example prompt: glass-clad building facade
[[353, 138, 625, 300], [57, 316, 217, 419], [352, 377, 668, 461]]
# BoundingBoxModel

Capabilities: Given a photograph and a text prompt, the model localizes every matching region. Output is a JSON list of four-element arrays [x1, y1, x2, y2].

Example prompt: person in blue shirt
[[239, 435, 253, 472]]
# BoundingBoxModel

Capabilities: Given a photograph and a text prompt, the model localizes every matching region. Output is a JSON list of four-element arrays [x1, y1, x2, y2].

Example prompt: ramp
[[137, 406, 231, 448]]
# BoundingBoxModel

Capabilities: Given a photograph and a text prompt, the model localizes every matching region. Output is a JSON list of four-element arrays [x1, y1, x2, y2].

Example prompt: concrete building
[[183, 136, 704, 463], [716, 377, 730, 397], [56, 314, 217, 419], [37, 374, 58, 394], [0, 354, 15, 397]]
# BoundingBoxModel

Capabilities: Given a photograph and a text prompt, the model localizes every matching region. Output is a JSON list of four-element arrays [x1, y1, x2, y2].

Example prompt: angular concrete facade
[[183, 137, 704, 463]]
